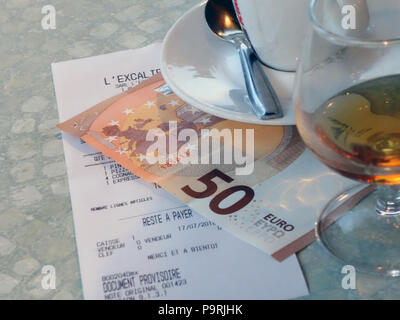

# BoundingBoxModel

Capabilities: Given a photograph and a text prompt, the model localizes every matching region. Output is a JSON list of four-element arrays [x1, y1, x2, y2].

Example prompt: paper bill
[[53, 43, 309, 299], [58, 68, 363, 261]]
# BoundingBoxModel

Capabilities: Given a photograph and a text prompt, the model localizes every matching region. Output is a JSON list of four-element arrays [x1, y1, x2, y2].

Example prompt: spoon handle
[[234, 37, 283, 120]]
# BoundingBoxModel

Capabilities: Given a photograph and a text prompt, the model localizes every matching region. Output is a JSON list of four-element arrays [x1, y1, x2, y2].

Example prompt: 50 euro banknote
[[58, 73, 368, 261]]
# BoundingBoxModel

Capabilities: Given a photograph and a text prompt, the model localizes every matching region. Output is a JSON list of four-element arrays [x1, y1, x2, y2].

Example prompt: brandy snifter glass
[[294, 0, 400, 276]]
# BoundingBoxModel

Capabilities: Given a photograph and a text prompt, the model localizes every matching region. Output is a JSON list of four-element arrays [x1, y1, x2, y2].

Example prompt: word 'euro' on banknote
[[58, 73, 368, 261]]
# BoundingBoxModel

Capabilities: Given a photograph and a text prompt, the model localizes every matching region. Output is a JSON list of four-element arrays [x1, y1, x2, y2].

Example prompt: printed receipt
[[52, 43, 308, 300]]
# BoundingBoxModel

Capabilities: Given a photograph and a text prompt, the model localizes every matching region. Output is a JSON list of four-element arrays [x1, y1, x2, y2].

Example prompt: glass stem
[[376, 185, 400, 216]]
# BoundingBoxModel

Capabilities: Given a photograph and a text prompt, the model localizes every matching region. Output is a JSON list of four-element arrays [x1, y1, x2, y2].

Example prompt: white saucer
[[161, 1, 296, 126]]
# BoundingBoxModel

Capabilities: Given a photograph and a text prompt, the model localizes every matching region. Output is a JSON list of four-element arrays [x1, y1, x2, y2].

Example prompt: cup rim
[[310, 0, 400, 47]]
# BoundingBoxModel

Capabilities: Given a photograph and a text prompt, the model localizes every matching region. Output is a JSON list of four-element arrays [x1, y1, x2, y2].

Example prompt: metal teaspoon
[[205, 0, 283, 120]]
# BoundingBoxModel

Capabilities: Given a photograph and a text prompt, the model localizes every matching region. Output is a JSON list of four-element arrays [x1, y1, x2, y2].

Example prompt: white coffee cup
[[233, 0, 370, 72], [233, 0, 311, 72]]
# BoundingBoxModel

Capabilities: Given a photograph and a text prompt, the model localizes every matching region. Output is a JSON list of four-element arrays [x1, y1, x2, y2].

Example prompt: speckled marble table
[[0, 0, 399, 300]]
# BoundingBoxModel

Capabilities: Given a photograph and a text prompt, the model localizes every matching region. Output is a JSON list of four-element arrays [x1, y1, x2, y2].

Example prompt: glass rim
[[310, 0, 400, 47]]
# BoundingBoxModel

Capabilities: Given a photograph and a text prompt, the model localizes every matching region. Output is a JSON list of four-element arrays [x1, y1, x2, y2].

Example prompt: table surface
[[1, 0, 399, 300]]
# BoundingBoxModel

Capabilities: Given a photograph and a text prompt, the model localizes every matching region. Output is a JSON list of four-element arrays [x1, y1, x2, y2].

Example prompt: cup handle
[[233, 37, 283, 120]]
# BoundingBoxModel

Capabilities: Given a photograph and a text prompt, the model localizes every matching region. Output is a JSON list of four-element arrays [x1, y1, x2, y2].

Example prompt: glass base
[[316, 184, 400, 277]]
